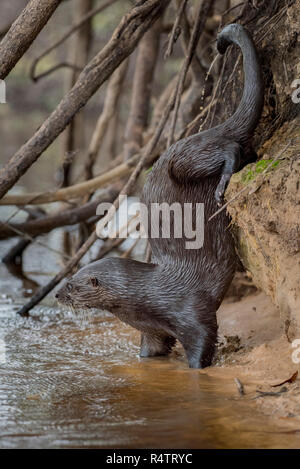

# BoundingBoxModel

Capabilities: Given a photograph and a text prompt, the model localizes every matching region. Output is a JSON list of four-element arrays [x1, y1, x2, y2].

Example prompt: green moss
[[242, 159, 280, 183]]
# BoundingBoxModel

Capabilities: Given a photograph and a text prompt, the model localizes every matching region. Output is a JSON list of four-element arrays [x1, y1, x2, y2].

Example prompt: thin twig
[[199, 53, 227, 132], [0, 187, 117, 240], [2, 208, 44, 264], [30, 0, 118, 81], [255, 5, 287, 45], [222, 1, 245, 18], [167, 0, 215, 147], [31, 62, 82, 82], [234, 378, 245, 396], [94, 236, 125, 260], [94, 211, 140, 260], [164, 0, 188, 59]]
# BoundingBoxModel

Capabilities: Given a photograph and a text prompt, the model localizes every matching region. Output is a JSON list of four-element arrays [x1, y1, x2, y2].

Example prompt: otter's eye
[[90, 277, 99, 288], [66, 283, 73, 292]]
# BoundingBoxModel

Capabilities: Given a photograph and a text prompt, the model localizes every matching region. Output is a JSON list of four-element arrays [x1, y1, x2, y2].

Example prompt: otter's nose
[[55, 293, 59, 299]]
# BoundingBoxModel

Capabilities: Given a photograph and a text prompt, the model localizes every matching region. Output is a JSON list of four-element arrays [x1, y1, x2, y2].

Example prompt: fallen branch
[[0, 0, 171, 201], [0, 154, 140, 205], [0, 187, 117, 240], [234, 378, 245, 396], [0, 0, 63, 79]]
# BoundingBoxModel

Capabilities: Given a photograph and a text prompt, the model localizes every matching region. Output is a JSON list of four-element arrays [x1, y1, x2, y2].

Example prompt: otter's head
[[55, 258, 119, 311]]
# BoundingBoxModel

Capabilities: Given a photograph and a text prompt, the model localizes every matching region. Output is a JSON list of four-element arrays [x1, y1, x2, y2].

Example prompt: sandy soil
[[202, 288, 300, 422]]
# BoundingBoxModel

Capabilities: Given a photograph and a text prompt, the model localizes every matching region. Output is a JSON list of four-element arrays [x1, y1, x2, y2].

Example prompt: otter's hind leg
[[178, 315, 218, 368], [140, 332, 176, 358], [168, 140, 241, 205]]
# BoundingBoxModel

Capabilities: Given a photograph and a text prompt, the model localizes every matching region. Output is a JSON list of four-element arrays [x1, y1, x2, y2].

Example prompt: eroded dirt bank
[[226, 120, 300, 341]]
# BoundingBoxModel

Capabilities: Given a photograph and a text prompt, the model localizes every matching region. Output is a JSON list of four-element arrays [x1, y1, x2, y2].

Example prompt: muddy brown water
[[0, 235, 300, 449]]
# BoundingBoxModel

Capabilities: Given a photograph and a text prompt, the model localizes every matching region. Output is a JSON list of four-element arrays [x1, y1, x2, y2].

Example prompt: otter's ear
[[90, 277, 99, 288]]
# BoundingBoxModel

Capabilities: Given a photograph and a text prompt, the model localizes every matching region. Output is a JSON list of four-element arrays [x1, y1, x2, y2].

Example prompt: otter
[[56, 24, 264, 368]]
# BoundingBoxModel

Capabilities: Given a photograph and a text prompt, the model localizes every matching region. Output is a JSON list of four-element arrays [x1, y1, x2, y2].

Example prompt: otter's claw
[[215, 174, 230, 206], [215, 190, 224, 207]]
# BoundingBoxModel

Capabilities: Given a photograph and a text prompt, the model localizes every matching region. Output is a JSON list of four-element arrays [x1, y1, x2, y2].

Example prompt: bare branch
[[29, 62, 83, 82], [30, 0, 118, 82], [0, 187, 117, 240], [164, 0, 188, 59], [0, 154, 140, 206], [177, 0, 207, 82], [0, 0, 63, 79]]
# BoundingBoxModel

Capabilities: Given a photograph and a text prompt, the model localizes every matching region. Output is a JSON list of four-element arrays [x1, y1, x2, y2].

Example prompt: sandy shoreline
[[202, 290, 300, 422]]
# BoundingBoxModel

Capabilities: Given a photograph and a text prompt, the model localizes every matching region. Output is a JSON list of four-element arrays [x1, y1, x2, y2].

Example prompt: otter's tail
[[216, 24, 264, 144]]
